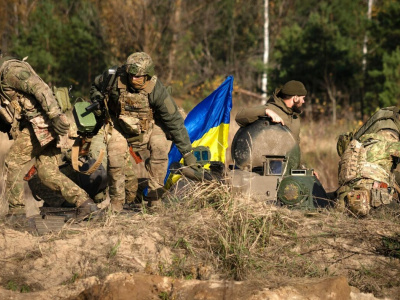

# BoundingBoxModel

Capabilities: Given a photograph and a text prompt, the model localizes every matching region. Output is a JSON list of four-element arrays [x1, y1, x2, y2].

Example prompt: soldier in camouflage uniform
[[0, 56, 69, 213], [90, 52, 196, 211], [32, 108, 106, 217], [336, 130, 400, 216]]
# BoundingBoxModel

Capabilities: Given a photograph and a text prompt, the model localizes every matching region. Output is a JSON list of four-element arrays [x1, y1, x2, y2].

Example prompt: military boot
[[76, 199, 99, 221], [109, 200, 124, 213]]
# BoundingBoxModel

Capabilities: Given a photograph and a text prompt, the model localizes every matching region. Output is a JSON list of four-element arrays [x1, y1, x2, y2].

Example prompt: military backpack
[[336, 106, 400, 157]]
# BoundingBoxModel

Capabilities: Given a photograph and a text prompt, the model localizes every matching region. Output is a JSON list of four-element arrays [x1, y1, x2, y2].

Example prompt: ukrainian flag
[[165, 76, 233, 186]]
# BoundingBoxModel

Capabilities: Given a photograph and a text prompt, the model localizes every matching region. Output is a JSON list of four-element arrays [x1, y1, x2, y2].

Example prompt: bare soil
[[0, 194, 399, 299]]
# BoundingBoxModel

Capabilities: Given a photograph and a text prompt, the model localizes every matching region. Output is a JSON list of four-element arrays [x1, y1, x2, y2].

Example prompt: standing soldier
[[0, 55, 70, 214], [90, 52, 196, 211]]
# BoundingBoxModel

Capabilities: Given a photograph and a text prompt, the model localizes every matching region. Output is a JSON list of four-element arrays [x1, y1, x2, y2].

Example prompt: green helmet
[[125, 52, 155, 77]]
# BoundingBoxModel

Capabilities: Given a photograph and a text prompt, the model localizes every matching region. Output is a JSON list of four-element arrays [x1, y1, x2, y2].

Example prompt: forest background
[[0, 0, 399, 191]]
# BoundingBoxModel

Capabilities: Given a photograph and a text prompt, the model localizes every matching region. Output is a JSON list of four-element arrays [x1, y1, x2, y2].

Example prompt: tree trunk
[[261, 0, 269, 103], [324, 73, 337, 124], [167, 0, 182, 85]]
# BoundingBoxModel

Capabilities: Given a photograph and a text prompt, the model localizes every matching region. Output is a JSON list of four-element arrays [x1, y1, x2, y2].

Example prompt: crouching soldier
[[28, 99, 107, 221], [0, 54, 70, 214], [336, 129, 400, 216]]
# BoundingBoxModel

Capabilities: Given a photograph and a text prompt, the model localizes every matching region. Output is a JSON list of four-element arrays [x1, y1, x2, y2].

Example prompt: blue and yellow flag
[[165, 76, 233, 186]]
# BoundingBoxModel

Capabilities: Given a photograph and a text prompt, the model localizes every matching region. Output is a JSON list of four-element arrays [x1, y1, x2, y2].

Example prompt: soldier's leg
[[146, 124, 171, 199], [88, 128, 108, 202], [4, 127, 42, 207], [125, 155, 138, 204], [107, 128, 129, 211], [36, 146, 92, 207]]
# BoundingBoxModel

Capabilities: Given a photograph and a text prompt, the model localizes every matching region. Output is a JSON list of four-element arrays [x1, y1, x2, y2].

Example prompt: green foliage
[[378, 48, 400, 107], [108, 240, 121, 259], [10, 0, 107, 96], [270, 0, 363, 117], [2, 0, 399, 117], [6, 280, 30, 293], [6, 280, 18, 291]]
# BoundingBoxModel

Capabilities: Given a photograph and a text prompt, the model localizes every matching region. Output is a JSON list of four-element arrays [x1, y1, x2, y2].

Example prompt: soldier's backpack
[[336, 107, 400, 157], [53, 86, 72, 113], [338, 138, 389, 185]]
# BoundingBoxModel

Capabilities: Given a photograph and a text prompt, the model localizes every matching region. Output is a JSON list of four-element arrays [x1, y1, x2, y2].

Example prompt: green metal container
[[73, 102, 97, 134]]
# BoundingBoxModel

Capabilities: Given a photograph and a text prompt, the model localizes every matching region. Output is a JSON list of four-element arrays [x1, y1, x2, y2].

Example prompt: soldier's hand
[[265, 109, 285, 125], [183, 152, 197, 166], [51, 114, 70, 135], [92, 91, 105, 102]]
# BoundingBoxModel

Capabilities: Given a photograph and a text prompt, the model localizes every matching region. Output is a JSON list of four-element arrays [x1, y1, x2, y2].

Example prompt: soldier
[[31, 105, 106, 218], [0, 55, 70, 214], [336, 129, 400, 216], [90, 52, 197, 211], [235, 80, 307, 143]]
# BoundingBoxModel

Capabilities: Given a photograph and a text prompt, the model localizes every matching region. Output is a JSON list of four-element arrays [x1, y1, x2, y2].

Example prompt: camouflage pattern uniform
[[235, 88, 301, 143], [34, 109, 107, 207], [0, 57, 69, 209], [90, 52, 192, 210], [336, 131, 400, 216]]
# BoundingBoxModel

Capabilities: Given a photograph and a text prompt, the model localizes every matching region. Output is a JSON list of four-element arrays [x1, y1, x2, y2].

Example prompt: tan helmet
[[125, 52, 155, 77]]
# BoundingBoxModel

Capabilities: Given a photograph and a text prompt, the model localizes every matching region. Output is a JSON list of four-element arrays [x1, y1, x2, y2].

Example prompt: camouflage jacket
[[359, 133, 400, 177], [235, 89, 301, 143], [0, 58, 62, 120], [90, 71, 192, 155]]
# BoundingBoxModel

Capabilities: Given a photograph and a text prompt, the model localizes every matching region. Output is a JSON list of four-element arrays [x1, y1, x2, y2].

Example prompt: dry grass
[[154, 181, 400, 298], [300, 118, 358, 191]]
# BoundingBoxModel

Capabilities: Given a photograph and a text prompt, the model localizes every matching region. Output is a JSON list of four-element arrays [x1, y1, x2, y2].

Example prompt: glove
[[51, 114, 70, 135], [183, 152, 197, 166], [91, 92, 105, 117], [92, 91, 105, 102]]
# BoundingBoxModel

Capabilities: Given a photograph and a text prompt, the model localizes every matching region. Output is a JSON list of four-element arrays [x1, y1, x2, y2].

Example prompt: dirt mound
[[1, 194, 400, 300]]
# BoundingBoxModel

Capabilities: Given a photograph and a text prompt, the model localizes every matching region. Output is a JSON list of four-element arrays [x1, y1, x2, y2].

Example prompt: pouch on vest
[[347, 189, 370, 216], [338, 139, 362, 185], [118, 114, 141, 135], [29, 115, 55, 147], [371, 186, 393, 208], [337, 131, 354, 157], [53, 86, 71, 113]]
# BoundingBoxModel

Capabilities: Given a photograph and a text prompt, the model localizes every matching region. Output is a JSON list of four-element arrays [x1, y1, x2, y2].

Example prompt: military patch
[[16, 70, 31, 80]]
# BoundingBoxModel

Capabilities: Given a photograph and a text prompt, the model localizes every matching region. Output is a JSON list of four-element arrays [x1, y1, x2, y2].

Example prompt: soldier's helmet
[[125, 52, 155, 77]]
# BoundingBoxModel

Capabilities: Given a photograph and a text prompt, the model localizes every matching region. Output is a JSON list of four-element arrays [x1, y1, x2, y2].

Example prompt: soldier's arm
[[235, 105, 267, 127], [386, 142, 400, 158], [149, 80, 192, 155], [90, 74, 104, 101], [2, 61, 61, 119]]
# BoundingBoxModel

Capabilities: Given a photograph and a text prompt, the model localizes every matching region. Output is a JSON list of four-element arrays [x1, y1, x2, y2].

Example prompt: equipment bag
[[337, 107, 400, 157], [53, 86, 71, 113]]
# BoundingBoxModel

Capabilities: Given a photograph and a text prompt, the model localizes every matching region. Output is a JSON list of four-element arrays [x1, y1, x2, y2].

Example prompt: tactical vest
[[0, 58, 54, 145], [0, 57, 22, 138], [115, 75, 157, 148], [337, 107, 400, 157], [338, 138, 390, 186]]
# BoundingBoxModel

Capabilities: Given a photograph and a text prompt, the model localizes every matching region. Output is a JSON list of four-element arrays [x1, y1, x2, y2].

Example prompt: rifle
[[85, 65, 125, 114]]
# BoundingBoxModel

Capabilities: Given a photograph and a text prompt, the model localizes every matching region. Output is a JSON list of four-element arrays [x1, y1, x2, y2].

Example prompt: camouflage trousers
[[107, 125, 138, 206], [3, 126, 46, 207], [145, 123, 171, 195], [35, 129, 107, 207]]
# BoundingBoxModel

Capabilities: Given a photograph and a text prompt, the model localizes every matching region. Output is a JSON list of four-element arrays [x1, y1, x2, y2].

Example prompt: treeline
[[0, 0, 399, 121]]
